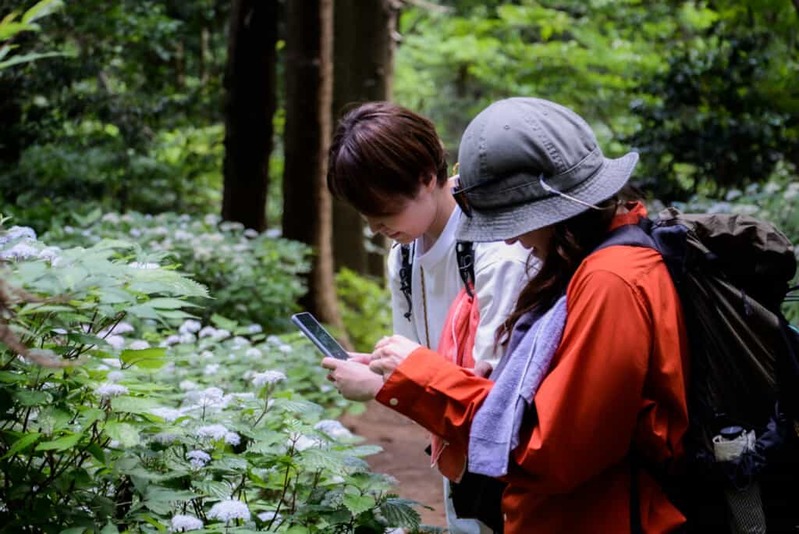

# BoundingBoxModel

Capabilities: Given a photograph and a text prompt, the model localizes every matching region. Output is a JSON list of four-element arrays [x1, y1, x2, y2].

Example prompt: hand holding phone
[[291, 312, 349, 360]]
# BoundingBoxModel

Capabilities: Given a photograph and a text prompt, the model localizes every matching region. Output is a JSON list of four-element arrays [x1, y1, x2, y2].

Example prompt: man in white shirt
[[326, 101, 531, 533]]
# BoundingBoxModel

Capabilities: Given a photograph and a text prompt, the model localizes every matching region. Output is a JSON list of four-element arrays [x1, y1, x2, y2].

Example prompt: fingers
[[349, 354, 372, 365], [373, 335, 394, 350], [321, 357, 340, 371]]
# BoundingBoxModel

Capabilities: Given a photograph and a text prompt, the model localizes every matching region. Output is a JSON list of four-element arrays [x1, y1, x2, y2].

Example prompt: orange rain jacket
[[376, 204, 690, 533]]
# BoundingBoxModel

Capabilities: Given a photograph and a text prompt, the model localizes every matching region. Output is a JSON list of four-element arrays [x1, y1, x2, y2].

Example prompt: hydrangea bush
[[43, 211, 311, 332], [0, 222, 424, 532]]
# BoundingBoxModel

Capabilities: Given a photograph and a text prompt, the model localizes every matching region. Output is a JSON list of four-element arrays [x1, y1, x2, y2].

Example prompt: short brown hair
[[327, 102, 449, 216]]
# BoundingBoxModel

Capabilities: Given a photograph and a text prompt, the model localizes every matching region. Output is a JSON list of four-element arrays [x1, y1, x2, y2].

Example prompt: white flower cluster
[[207, 499, 250, 522], [290, 432, 322, 452], [245, 347, 263, 358], [0, 226, 61, 263], [195, 424, 241, 446], [265, 335, 293, 353], [183, 386, 230, 412], [257, 511, 280, 522], [186, 449, 211, 468], [107, 371, 125, 383], [150, 407, 185, 422], [251, 370, 287, 388], [128, 261, 160, 270], [198, 326, 231, 341], [179, 320, 202, 335], [314, 419, 354, 441], [95, 383, 129, 399], [170, 514, 203, 532]]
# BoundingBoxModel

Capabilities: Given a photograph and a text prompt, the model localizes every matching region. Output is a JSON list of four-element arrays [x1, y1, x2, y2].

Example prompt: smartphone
[[291, 312, 349, 360]]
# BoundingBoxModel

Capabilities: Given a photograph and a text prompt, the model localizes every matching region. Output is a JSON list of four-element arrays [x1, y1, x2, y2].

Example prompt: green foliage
[[0, 0, 64, 70], [395, 0, 798, 207], [335, 269, 392, 353], [0, 0, 230, 232], [0, 222, 422, 532], [43, 211, 312, 333], [627, 24, 799, 201], [0, 123, 225, 235], [394, 0, 680, 152]]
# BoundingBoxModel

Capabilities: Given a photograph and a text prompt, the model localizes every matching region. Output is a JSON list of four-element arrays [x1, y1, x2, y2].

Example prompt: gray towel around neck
[[467, 295, 567, 477]]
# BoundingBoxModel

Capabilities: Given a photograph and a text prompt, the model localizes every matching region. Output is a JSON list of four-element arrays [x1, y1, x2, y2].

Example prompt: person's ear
[[420, 173, 438, 192]]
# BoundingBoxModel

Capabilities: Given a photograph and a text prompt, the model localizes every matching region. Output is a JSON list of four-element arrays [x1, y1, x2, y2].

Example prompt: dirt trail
[[340, 400, 447, 529]]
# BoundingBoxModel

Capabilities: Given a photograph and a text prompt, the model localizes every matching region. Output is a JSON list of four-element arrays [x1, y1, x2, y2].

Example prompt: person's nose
[[504, 237, 518, 246]]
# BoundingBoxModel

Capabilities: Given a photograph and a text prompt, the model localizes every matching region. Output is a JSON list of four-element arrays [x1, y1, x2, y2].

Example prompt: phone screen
[[291, 312, 349, 360]]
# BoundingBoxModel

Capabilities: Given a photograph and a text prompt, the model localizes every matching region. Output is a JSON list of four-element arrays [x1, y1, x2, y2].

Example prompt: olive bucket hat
[[454, 97, 639, 242]]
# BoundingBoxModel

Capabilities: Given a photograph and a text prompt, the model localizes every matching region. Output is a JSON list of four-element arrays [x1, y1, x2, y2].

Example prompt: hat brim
[[456, 152, 639, 242]]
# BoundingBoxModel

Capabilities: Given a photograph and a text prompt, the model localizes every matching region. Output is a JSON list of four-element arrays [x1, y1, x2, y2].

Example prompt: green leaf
[[13, 389, 52, 407], [21, 0, 63, 24], [36, 432, 83, 451], [210, 313, 238, 331], [298, 448, 348, 473], [0, 50, 63, 69], [110, 396, 161, 414], [342, 493, 376, 516], [146, 297, 197, 310], [1, 431, 41, 459], [120, 347, 167, 369], [192, 479, 232, 499], [104, 421, 140, 447], [378, 497, 422, 529], [128, 269, 209, 299], [0, 21, 29, 42], [271, 398, 323, 417], [86, 442, 106, 464], [0, 371, 26, 384]]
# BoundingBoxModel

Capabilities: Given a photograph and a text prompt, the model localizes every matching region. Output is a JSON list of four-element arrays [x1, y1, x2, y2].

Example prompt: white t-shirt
[[386, 206, 531, 366]]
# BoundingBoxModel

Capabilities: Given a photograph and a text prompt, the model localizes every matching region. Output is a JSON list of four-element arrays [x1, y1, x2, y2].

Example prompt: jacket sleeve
[[510, 269, 652, 494], [376, 347, 493, 453], [472, 243, 532, 366]]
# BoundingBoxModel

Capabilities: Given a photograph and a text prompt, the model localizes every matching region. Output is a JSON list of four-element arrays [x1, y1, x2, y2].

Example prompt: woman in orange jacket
[[323, 97, 690, 533]]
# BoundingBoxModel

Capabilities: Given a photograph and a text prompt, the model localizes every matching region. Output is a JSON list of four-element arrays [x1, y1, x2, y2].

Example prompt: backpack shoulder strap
[[593, 218, 658, 254], [456, 241, 475, 298], [399, 244, 413, 321]]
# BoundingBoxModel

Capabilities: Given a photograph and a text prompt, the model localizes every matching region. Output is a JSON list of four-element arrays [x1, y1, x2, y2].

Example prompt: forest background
[[0, 0, 797, 532], [2, 0, 798, 330]]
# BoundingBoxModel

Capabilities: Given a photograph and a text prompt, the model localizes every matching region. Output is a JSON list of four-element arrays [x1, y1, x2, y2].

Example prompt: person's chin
[[388, 233, 413, 244]]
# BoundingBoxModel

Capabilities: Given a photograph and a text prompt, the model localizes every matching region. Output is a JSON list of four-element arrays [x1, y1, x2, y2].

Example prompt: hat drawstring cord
[[539, 174, 603, 211]]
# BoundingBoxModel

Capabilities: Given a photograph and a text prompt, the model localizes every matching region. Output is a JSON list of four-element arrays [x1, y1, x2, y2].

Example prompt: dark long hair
[[497, 187, 642, 343]]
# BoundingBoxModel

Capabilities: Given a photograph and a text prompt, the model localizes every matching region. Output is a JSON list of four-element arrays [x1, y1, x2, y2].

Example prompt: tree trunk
[[332, 0, 399, 280], [283, 0, 344, 331], [221, 0, 277, 232]]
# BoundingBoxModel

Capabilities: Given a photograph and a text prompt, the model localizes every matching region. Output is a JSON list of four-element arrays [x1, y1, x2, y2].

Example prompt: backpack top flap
[[653, 208, 797, 311]]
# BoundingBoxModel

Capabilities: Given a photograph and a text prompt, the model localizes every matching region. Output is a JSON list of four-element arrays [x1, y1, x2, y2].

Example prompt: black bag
[[603, 208, 799, 533], [449, 471, 506, 533]]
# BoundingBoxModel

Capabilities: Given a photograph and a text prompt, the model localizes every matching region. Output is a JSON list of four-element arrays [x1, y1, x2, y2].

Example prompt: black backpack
[[398, 240, 475, 320], [602, 207, 799, 533]]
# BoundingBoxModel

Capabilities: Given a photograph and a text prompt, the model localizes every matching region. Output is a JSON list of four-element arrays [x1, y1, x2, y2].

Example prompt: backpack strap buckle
[[456, 241, 475, 298]]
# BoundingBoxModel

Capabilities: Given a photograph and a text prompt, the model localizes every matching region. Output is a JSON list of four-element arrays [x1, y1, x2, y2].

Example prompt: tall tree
[[282, 0, 344, 329], [221, 0, 278, 231], [331, 0, 399, 279]]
